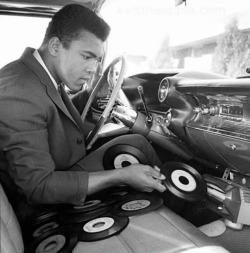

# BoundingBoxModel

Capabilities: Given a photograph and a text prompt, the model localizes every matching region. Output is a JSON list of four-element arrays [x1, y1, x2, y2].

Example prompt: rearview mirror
[[175, 0, 186, 6]]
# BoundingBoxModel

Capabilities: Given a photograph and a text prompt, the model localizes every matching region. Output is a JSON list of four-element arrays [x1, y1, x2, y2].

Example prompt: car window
[[0, 15, 49, 68], [101, 0, 250, 77]]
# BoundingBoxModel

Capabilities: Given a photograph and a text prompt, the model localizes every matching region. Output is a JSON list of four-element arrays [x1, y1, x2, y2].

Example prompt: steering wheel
[[81, 56, 126, 150]]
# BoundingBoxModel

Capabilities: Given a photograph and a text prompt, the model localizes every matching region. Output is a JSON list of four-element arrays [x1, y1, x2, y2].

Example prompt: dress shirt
[[33, 49, 58, 90]]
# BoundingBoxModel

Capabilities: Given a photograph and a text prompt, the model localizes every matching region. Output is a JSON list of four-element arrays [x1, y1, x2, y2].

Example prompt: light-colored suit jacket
[[0, 48, 89, 212]]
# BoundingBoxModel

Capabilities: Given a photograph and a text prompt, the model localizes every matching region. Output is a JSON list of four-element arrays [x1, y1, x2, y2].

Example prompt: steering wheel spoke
[[81, 56, 126, 150]]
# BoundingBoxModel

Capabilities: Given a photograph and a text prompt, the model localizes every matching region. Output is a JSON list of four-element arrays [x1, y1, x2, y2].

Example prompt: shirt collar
[[33, 49, 58, 90]]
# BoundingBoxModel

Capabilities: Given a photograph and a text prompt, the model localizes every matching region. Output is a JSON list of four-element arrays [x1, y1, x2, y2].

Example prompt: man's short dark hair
[[43, 4, 110, 48]]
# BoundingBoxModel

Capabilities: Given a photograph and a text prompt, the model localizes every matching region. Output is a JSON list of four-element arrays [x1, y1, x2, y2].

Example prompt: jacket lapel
[[20, 48, 84, 132]]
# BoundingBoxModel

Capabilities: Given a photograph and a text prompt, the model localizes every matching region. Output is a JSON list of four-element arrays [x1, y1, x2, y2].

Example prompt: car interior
[[1, 0, 250, 253]]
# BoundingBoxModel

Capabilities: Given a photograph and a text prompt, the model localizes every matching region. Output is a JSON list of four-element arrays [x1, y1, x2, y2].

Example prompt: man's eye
[[82, 55, 91, 60]]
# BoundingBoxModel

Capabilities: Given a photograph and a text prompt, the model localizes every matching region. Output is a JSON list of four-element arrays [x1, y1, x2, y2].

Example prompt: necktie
[[58, 84, 84, 132], [57, 84, 62, 96]]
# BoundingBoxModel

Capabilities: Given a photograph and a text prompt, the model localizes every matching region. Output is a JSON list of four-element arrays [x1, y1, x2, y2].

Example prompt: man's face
[[56, 30, 104, 92]]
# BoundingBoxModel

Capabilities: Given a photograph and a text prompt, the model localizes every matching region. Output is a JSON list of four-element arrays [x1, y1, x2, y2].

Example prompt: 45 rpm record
[[99, 185, 133, 203], [64, 199, 103, 214], [62, 197, 115, 215], [103, 144, 150, 170], [25, 209, 60, 242], [59, 205, 111, 225], [162, 162, 207, 202], [73, 199, 101, 211], [78, 213, 129, 242], [27, 225, 78, 253], [32, 221, 60, 238], [105, 188, 130, 201], [29, 209, 59, 227], [111, 192, 163, 216]]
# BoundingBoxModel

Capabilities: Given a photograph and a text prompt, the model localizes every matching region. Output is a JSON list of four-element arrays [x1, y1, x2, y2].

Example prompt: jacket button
[[76, 138, 83, 145]]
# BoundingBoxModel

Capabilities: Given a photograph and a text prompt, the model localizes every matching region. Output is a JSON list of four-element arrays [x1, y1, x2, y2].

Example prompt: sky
[[101, 0, 250, 59]]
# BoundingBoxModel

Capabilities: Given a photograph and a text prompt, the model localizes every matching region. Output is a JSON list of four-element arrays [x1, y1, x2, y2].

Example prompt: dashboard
[[121, 70, 250, 175]]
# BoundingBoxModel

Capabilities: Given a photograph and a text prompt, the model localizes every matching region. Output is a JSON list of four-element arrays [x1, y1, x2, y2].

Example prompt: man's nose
[[86, 60, 99, 75]]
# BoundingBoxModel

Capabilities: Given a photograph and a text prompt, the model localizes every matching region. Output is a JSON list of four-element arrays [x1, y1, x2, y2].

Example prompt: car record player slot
[[204, 174, 250, 228], [206, 183, 225, 202]]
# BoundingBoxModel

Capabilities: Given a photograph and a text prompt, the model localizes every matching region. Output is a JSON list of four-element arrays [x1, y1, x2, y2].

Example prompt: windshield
[[0, 0, 250, 78], [101, 0, 250, 77]]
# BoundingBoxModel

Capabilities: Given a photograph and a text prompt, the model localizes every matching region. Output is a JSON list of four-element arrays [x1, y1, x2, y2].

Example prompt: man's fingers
[[148, 165, 165, 180], [154, 165, 161, 171], [147, 166, 167, 192], [153, 180, 167, 192]]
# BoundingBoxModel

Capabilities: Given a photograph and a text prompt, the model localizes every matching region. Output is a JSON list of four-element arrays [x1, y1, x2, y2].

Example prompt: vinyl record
[[63, 199, 103, 213], [161, 162, 207, 202], [26, 210, 60, 241], [32, 221, 60, 238], [105, 189, 130, 202], [30, 209, 58, 227], [27, 226, 78, 253], [78, 213, 129, 242], [59, 205, 111, 225], [111, 192, 163, 216], [62, 197, 115, 215], [103, 144, 150, 170], [100, 185, 133, 203]]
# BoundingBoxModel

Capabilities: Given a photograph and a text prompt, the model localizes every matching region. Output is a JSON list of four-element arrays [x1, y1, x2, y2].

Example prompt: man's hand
[[87, 164, 166, 196], [120, 164, 166, 193]]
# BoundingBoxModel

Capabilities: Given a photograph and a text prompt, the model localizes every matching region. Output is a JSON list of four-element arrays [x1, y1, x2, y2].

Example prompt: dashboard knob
[[193, 105, 217, 115]]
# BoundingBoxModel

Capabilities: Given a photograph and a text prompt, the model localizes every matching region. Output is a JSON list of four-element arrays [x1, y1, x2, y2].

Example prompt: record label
[[171, 169, 197, 192], [103, 144, 150, 170], [28, 226, 78, 253], [78, 213, 129, 242], [121, 199, 150, 211], [83, 217, 115, 233], [112, 193, 163, 216], [114, 154, 139, 169], [35, 234, 66, 253], [162, 162, 207, 202]]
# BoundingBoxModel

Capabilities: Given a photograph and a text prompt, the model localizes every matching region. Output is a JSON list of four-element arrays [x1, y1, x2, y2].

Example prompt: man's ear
[[48, 37, 61, 56]]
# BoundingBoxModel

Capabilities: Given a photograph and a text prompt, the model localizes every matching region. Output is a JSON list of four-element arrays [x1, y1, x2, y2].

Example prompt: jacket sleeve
[[0, 80, 88, 206]]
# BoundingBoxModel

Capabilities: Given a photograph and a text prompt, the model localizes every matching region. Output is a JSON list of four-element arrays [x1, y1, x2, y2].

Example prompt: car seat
[[0, 183, 24, 253]]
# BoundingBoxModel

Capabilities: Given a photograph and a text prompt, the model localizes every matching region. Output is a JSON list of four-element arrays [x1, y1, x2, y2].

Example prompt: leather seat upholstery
[[0, 184, 24, 253], [0, 182, 229, 253], [73, 206, 230, 253]]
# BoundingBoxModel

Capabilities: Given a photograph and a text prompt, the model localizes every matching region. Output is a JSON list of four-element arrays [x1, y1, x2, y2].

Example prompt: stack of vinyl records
[[24, 186, 163, 252]]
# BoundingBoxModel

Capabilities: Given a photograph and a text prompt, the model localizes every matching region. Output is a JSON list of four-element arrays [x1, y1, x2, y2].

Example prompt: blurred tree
[[212, 18, 250, 77], [149, 35, 174, 69]]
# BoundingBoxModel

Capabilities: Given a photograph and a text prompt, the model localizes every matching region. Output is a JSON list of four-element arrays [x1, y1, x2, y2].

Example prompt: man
[[0, 4, 166, 223]]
